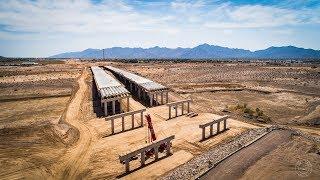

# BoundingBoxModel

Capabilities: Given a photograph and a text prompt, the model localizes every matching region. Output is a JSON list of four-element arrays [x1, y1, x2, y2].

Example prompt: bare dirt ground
[[201, 130, 293, 180], [0, 60, 319, 180], [120, 62, 320, 126], [241, 135, 320, 179], [0, 61, 82, 179]]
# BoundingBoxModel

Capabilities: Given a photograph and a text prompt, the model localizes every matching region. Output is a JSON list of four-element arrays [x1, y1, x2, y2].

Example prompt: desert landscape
[[1, 0, 320, 179], [0, 60, 319, 180]]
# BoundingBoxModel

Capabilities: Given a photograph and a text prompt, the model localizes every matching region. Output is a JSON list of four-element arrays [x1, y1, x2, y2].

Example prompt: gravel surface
[[161, 127, 271, 180]]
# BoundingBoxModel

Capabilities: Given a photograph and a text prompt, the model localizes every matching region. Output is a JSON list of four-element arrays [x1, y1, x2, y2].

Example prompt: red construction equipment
[[145, 114, 157, 142], [145, 114, 169, 159], [121, 114, 171, 164]]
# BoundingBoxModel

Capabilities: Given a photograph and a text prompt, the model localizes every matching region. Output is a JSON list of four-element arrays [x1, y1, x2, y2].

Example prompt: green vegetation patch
[[226, 103, 271, 123]]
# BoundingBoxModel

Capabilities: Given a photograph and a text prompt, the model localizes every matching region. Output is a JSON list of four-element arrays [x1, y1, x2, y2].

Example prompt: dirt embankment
[[200, 130, 292, 180]]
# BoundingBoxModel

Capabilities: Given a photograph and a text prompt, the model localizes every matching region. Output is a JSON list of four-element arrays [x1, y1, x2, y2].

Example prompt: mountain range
[[50, 44, 320, 59]]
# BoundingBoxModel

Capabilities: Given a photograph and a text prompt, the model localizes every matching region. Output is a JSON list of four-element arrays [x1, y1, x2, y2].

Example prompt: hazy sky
[[0, 0, 319, 57]]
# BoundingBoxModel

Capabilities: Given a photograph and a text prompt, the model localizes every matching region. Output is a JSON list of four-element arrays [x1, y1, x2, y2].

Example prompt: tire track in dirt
[[53, 68, 94, 179]]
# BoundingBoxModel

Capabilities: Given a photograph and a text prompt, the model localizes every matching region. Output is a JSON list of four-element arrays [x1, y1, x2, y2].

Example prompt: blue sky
[[0, 0, 319, 57]]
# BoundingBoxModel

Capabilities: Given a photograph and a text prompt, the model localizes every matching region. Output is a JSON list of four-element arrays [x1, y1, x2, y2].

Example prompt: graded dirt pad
[[0, 97, 69, 128], [189, 91, 319, 124], [0, 95, 70, 179], [200, 130, 293, 180], [0, 61, 81, 101], [119, 62, 320, 125], [0, 61, 82, 179], [86, 105, 259, 179], [0, 124, 66, 179]]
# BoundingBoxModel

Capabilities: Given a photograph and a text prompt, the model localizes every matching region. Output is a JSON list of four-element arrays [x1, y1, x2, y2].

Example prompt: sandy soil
[[0, 61, 81, 179], [241, 136, 320, 179], [0, 96, 69, 128], [201, 130, 293, 180]]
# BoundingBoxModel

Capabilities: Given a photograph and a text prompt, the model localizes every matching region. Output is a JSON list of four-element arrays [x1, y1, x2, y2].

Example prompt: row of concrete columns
[[149, 91, 169, 107], [103, 97, 130, 116], [199, 115, 229, 141], [106, 109, 146, 135], [119, 135, 175, 174], [129, 82, 169, 107], [167, 100, 191, 119], [110, 72, 169, 107]]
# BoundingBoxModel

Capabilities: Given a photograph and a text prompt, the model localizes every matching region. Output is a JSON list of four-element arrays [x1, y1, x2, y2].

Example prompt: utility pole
[[103, 48, 105, 60]]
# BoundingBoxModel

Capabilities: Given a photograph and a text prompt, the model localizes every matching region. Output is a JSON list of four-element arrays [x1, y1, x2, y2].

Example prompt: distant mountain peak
[[197, 43, 211, 47], [83, 48, 99, 51]]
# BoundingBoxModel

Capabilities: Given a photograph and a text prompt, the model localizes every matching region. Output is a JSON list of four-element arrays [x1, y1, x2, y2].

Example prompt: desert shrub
[[227, 103, 271, 122]]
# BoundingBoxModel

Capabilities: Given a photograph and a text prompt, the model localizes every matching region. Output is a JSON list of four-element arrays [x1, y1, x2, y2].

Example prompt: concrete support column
[[127, 97, 130, 112], [149, 93, 153, 107], [112, 100, 116, 115], [104, 102, 108, 116], [122, 116, 125, 131], [154, 146, 159, 160], [161, 92, 164, 105], [141, 151, 146, 166], [140, 111, 144, 126], [181, 102, 184, 115], [202, 127, 205, 140], [131, 114, 134, 128], [111, 119, 115, 134], [166, 91, 169, 103], [175, 105, 178, 117], [166, 142, 171, 156], [125, 159, 130, 173], [156, 93, 158, 105]]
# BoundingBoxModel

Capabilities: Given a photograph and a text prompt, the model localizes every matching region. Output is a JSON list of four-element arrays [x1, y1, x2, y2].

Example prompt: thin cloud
[[0, 0, 319, 57], [0, 0, 319, 35]]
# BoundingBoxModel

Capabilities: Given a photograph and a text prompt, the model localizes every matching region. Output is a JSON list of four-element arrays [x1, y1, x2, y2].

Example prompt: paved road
[[200, 130, 292, 180]]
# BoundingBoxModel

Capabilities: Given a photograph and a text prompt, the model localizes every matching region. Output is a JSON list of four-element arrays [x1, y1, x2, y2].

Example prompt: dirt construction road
[[200, 130, 292, 180], [53, 68, 94, 179]]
